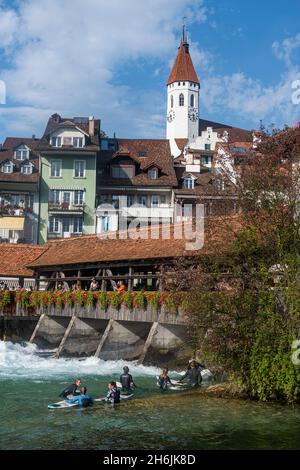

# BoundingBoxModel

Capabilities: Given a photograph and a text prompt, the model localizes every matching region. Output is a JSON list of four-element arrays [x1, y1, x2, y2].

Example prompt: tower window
[[15, 145, 29, 160], [183, 177, 194, 189], [2, 161, 13, 173], [148, 168, 158, 180], [171, 95, 174, 108], [179, 94, 184, 106], [190, 94, 194, 107], [183, 82, 185, 86], [178, 82, 180, 86]]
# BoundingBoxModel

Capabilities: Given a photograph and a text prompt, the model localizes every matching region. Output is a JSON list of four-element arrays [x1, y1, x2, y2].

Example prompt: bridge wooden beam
[[54, 315, 76, 359], [138, 321, 159, 364], [94, 318, 114, 358], [29, 313, 46, 344]]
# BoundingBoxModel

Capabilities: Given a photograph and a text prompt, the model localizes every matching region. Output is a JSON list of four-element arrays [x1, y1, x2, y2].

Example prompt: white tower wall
[[166, 81, 200, 142]]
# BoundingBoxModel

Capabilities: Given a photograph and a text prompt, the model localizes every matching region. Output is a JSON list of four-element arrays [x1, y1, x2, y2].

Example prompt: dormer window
[[21, 162, 33, 175], [15, 145, 29, 161], [201, 155, 212, 166], [148, 167, 158, 180], [51, 137, 62, 147], [138, 151, 146, 157], [111, 165, 135, 179], [63, 137, 72, 146], [215, 179, 225, 191], [183, 176, 195, 189], [73, 137, 84, 148], [1, 161, 13, 173]]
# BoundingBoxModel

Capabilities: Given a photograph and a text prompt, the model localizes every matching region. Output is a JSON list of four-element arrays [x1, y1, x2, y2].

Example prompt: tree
[[171, 126, 300, 402]]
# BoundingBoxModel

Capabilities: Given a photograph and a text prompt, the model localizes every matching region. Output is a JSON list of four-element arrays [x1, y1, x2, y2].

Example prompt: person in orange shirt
[[117, 281, 126, 294]]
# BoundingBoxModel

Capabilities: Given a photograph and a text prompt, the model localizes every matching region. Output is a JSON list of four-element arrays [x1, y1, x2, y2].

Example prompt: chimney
[[89, 116, 95, 137]]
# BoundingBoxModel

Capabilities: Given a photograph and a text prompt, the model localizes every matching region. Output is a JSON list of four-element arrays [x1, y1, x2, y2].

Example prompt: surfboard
[[177, 369, 213, 380], [48, 400, 79, 410], [116, 381, 135, 390], [94, 393, 134, 403], [200, 369, 213, 380], [48, 393, 133, 409], [156, 376, 186, 391]]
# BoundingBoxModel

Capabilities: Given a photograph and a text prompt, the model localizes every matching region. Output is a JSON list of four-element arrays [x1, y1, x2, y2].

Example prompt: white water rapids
[[0, 340, 161, 381]]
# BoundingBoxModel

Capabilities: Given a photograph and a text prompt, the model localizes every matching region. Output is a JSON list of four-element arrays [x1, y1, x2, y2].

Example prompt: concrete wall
[[144, 323, 188, 366], [61, 317, 107, 356], [0, 317, 39, 342], [100, 320, 152, 361], [33, 315, 70, 349], [0, 314, 188, 365]]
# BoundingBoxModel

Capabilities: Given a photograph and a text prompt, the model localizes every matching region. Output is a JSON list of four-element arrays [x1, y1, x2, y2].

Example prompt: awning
[[0, 216, 25, 230]]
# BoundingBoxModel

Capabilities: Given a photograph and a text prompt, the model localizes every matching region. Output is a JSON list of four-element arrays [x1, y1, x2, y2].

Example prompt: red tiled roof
[[167, 41, 200, 85], [0, 244, 45, 277], [38, 114, 101, 151], [0, 137, 40, 184], [98, 139, 178, 187], [27, 217, 243, 270], [199, 119, 253, 143], [174, 166, 236, 196]]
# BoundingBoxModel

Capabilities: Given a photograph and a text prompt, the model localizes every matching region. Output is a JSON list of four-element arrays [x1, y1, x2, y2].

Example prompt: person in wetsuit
[[180, 360, 202, 387], [119, 366, 136, 393], [188, 358, 206, 371], [158, 368, 173, 391], [105, 381, 120, 404], [66, 387, 93, 407], [59, 378, 82, 398]]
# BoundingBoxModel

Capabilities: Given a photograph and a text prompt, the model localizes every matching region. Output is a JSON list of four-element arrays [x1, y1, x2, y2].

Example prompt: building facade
[[38, 114, 100, 244], [96, 138, 177, 233], [0, 137, 40, 244]]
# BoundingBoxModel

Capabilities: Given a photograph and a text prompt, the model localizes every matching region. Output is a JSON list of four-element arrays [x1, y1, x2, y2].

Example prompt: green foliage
[[96, 291, 108, 310], [0, 290, 10, 308]]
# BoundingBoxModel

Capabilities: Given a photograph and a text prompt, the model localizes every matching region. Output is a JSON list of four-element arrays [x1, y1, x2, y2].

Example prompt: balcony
[[0, 205, 33, 217], [47, 232, 82, 240], [48, 202, 85, 214], [122, 205, 174, 220]]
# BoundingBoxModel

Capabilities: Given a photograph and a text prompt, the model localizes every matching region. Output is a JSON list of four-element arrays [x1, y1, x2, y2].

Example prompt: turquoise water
[[1, 341, 300, 450]]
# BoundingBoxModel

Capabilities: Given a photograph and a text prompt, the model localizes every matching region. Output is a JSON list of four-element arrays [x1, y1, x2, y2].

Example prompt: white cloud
[[197, 32, 300, 130], [272, 33, 300, 68], [202, 70, 300, 129], [0, 8, 19, 48], [1, 2, 299, 140], [0, 0, 208, 139]]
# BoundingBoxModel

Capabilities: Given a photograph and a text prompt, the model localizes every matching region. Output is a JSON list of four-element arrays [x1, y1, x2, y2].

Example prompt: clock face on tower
[[188, 108, 199, 122], [167, 110, 175, 123]]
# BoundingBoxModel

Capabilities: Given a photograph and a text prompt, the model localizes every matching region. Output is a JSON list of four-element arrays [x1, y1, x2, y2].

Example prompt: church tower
[[166, 27, 200, 143]]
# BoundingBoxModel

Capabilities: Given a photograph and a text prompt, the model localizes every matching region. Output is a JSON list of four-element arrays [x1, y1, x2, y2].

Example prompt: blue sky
[[0, 0, 300, 142]]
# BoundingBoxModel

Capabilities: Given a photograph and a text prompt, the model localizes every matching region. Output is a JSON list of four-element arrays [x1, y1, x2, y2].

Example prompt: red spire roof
[[167, 40, 200, 85]]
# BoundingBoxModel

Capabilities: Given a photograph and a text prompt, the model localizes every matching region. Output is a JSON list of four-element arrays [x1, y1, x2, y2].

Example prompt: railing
[[48, 202, 85, 212], [0, 206, 33, 216], [0, 290, 187, 325], [122, 206, 174, 220]]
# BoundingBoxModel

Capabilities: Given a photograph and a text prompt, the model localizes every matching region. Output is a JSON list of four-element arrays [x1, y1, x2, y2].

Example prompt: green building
[[38, 114, 100, 244]]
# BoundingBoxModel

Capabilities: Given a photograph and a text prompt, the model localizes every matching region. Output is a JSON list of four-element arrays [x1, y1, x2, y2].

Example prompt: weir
[[0, 301, 188, 365]]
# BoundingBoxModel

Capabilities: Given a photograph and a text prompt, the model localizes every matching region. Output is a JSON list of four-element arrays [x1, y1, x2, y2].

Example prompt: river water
[[1, 340, 300, 450]]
